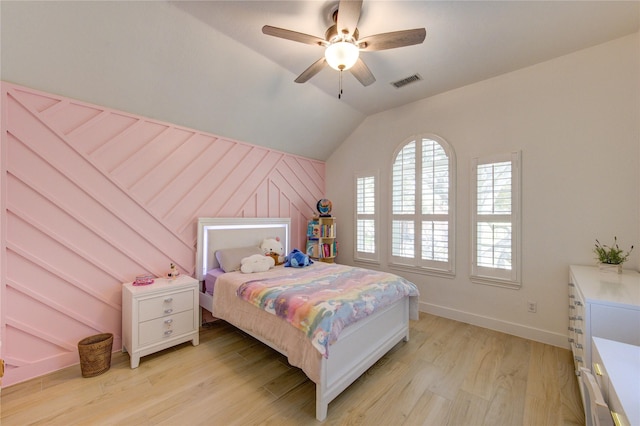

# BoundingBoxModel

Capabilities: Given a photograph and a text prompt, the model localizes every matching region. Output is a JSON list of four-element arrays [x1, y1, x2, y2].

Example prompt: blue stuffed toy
[[284, 248, 313, 268]]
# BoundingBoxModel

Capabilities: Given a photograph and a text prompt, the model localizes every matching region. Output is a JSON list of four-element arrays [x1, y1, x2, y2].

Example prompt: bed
[[195, 217, 419, 421]]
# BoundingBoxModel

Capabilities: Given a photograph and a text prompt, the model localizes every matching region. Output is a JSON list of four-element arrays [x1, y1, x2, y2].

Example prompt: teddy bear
[[260, 237, 285, 265], [284, 248, 313, 268], [167, 263, 180, 279], [240, 254, 275, 274]]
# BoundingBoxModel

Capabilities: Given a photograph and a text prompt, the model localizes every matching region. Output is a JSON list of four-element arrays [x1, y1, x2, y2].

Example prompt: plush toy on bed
[[240, 254, 275, 274], [260, 237, 285, 265], [284, 248, 314, 268]]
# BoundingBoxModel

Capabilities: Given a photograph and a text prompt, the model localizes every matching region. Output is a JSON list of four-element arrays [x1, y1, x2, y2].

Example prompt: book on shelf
[[319, 241, 337, 258], [319, 224, 335, 238], [306, 240, 319, 258], [307, 220, 320, 239]]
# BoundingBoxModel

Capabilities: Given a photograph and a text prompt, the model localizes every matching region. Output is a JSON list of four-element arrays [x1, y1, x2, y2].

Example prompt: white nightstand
[[122, 275, 199, 368]]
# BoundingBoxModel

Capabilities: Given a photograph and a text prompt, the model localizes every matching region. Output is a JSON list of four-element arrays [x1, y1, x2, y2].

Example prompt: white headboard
[[195, 217, 291, 281]]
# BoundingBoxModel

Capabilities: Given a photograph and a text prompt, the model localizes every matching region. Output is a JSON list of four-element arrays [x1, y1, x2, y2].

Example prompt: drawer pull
[[568, 282, 575, 287], [164, 319, 173, 325], [575, 315, 583, 321], [574, 328, 583, 335], [574, 355, 583, 363], [164, 308, 173, 314], [611, 411, 622, 426], [568, 326, 574, 332], [574, 300, 583, 306], [569, 294, 575, 299], [569, 305, 575, 310], [575, 343, 583, 349], [164, 297, 173, 303], [568, 337, 574, 343], [593, 363, 603, 376], [164, 330, 174, 336]]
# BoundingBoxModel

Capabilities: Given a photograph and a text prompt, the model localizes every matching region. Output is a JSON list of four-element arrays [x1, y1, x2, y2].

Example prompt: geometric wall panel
[[0, 82, 325, 386]]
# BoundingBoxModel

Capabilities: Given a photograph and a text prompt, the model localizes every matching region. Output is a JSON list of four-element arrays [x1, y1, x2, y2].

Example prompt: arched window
[[390, 135, 456, 276]]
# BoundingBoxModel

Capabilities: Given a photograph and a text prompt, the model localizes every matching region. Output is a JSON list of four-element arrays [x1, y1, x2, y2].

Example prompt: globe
[[316, 199, 332, 216]]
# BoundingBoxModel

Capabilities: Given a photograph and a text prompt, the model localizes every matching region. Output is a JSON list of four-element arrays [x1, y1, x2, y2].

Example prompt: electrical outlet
[[527, 301, 537, 313]]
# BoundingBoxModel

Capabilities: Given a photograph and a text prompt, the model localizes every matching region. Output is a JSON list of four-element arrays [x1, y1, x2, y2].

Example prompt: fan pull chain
[[338, 70, 343, 99]]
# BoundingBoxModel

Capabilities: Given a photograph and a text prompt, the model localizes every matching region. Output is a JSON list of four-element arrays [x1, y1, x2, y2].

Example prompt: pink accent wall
[[0, 82, 325, 386]]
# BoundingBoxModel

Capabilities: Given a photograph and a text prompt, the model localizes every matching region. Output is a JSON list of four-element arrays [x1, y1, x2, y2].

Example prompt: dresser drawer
[[138, 310, 195, 347], [591, 342, 609, 401], [568, 281, 586, 372], [138, 289, 195, 322], [608, 390, 630, 426], [592, 337, 640, 426]]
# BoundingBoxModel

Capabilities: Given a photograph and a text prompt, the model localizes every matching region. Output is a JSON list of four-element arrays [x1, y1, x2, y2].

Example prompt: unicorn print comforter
[[237, 263, 419, 357]]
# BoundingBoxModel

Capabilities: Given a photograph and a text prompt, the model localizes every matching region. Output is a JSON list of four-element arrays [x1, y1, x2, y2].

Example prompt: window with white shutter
[[471, 152, 521, 287], [390, 135, 456, 276], [355, 172, 378, 262]]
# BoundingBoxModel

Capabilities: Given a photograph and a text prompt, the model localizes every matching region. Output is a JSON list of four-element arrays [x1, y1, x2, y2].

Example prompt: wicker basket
[[77, 333, 113, 378]]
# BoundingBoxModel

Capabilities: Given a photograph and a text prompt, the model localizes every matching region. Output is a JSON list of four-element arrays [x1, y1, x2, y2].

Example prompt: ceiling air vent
[[390, 73, 422, 89]]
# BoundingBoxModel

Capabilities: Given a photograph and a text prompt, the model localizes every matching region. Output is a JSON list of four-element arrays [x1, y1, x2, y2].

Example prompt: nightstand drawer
[[123, 275, 199, 368], [138, 289, 195, 322], [138, 310, 195, 346]]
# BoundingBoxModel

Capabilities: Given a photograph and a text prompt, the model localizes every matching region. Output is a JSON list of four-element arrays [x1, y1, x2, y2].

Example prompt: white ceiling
[[173, 1, 639, 116], [3, 1, 636, 161]]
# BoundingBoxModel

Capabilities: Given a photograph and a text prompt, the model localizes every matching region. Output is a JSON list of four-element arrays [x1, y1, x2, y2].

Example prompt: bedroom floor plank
[[0, 313, 584, 425]]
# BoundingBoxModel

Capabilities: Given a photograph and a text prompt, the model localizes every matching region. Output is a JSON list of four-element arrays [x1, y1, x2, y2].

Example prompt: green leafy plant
[[594, 237, 634, 265]]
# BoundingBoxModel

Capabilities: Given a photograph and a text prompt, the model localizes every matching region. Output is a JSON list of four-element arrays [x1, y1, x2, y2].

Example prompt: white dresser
[[592, 337, 640, 426], [122, 275, 199, 368], [568, 265, 640, 375]]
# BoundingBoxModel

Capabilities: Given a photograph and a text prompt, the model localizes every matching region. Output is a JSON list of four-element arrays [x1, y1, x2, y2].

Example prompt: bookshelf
[[306, 216, 337, 263]]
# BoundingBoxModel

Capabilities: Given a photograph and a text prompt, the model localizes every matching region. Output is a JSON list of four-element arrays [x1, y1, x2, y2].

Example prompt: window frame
[[354, 170, 379, 264], [389, 134, 456, 277], [470, 151, 522, 288]]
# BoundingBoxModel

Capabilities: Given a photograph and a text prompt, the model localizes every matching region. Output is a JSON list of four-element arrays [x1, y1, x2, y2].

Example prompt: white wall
[[0, 1, 363, 160], [326, 33, 640, 347]]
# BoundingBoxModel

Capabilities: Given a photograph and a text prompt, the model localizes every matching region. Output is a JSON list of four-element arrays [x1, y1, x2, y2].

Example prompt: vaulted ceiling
[[171, 0, 639, 159], [2, 1, 638, 161], [174, 1, 639, 117]]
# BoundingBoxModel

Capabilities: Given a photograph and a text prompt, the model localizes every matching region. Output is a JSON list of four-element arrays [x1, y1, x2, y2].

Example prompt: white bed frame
[[195, 217, 411, 421]]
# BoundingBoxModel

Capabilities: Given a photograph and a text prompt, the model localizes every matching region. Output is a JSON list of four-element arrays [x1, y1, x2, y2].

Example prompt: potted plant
[[594, 236, 634, 273]]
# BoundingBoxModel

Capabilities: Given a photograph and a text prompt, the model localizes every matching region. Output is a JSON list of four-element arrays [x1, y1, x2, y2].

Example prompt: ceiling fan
[[262, 0, 426, 89]]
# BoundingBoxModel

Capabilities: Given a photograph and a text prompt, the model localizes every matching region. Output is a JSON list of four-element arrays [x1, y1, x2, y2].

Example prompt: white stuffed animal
[[260, 237, 285, 265], [240, 254, 275, 274]]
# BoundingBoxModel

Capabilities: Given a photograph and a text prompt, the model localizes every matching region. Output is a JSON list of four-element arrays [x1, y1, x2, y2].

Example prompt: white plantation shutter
[[422, 139, 449, 216], [392, 141, 416, 258], [471, 152, 521, 287], [392, 142, 416, 215], [422, 220, 448, 262], [421, 139, 449, 262], [355, 173, 377, 261], [391, 136, 455, 275]]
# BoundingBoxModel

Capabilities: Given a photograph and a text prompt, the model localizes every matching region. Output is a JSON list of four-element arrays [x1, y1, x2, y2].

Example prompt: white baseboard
[[419, 301, 570, 349]]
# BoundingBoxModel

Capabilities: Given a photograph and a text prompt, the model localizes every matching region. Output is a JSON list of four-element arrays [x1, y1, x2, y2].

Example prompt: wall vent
[[390, 73, 422, 89]]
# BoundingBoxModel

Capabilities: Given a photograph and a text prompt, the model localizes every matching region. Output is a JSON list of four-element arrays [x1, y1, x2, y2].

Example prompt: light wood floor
[[1, 313, 584, 425]]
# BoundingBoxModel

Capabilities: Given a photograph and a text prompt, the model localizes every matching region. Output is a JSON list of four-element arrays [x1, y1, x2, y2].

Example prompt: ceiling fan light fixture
[[325, 41, 359, 71]]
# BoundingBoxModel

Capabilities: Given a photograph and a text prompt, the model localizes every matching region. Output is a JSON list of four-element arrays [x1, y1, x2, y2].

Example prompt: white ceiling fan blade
[[295, 57, 328, 83], [336, 0, 363, 38], [358, 28, 426, 51], [262, 25, 326, 47], [350, 58, 375, 86]]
